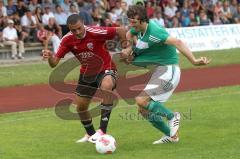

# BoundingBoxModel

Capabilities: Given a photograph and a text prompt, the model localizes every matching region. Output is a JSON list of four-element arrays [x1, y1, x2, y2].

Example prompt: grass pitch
[[0, 86, 239, 159]]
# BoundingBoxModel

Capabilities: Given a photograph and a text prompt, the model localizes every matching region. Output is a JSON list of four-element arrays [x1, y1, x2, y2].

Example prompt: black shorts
[[75, 70, 117, 98]]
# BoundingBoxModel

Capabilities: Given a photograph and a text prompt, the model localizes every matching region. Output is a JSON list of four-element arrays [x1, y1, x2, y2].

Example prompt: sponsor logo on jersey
[[87, 43, 93, 50]]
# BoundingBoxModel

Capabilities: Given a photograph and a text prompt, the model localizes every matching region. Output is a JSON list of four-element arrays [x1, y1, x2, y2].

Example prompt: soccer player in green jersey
[[121, 5, 211, 144]]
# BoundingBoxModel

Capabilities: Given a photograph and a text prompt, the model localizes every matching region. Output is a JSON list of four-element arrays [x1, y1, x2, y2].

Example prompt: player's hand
[[42, 49, 53, 60], [121, 47, 132, 58], [119, 54, 134, 64], [192, 57, 211, 66]]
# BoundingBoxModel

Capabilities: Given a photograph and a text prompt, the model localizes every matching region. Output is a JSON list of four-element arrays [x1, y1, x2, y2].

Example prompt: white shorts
[[144, 65, 181, 102]]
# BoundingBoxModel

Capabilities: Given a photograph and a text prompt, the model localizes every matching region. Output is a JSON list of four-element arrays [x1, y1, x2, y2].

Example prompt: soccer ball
[[95, 134, 117, 154]]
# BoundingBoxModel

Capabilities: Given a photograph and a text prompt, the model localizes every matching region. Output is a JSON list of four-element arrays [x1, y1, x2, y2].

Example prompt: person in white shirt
[[21, 9, 37, 41], [151, 11, 165, 27], [3, 19, 25, 59], [0, 0, 7, 17], [42, 6, 55, 25], [164, 1, 178, 20]]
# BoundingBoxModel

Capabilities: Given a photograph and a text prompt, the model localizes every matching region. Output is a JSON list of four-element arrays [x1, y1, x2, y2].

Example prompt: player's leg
[[136, 92, 171, 137], [75, 74, 98, 143], [136, 93, 179, 144], [85, 70, 117, 143], [75, 96, 95, 143], [144, 65, 181, 137], [98, 70, 117, 134]]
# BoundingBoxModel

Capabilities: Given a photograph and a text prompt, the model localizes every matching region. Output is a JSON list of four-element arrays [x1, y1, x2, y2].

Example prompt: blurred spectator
[[133, 0, 144, 6], [76, 0, 89, 12], [172, 16, 181, 28], [91, 7, 102, 25], [229, 0, 238, 17], [44, 17, 62, 38], [60, 0, 71, 14], [101, 15, 113, 26], [151, 10, 165, 27], [214, 1, 223, 16], [189, 11, 198, 26], [123, 0, 133, 6], [79, 9, 93, 25], [37, 23, 60, 53], [219, 10, 231, 24], [41, 0, 55, 11], [34, 6, 43, 25], [202, 0, 216, 22], [42, 6, 55, 25], [114, 1, 123, 17], [213, 13, 223, 25], [233, 4, 240, 23], [98, 0, 110, 17], [199, 9, 212, 26], [12, 12, 28, 41], [54, 5, 68, 35], [68, 3, 79, 16], [221, 1, 233, 22], [180, 0, 190, 18], [29, 0, 41, 13], [119, 1, 128, 26], [0, 0, 7, 17], [21, 9, 37, 41], [108, 8, 118, 23], [180, 13, 190, 27], [6, 0, 17, 16], [108, 0, 118, 9], [0, 31, 3, 47], [77, 0, 94, 13], [16, 0, 27, 17], [146, 1, 154, 18], [164, 1, 178, 21], [191, 0, 204, 14], [3, 19, 25, 59]]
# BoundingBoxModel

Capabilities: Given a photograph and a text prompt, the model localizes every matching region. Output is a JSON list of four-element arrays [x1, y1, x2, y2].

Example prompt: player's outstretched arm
[[165, 36, 211, 66], [115, 27, 128, 41], [120, 30, 135, 64], [42, 49, 61, 68]]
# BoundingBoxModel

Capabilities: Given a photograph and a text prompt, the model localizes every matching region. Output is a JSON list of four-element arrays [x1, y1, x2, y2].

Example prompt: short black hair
[[127, 5, 149, 23], [66, 14, 83, 25]]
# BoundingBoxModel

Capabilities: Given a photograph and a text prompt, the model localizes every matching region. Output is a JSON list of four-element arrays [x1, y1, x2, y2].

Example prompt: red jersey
[[55, 26, 117, 76]]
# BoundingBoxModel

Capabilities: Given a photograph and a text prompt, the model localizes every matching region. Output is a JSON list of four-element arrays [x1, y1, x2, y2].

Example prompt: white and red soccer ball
[[95, 134, 117, 154]]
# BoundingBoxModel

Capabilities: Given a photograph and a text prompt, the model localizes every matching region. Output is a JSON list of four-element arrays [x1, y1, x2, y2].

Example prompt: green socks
[[144, 100, 174, 136], [146, 100, 174, 120], [148, 112, 170, 136]]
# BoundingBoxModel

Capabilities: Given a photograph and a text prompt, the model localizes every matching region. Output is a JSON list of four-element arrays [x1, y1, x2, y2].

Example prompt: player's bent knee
[[76, 103, 88, 113], [135, 96, 148, 108], [100, 82, 114, 91]]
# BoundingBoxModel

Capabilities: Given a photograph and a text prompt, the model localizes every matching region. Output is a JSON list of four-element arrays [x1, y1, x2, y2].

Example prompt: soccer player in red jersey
[[43, 14, 126, 143]]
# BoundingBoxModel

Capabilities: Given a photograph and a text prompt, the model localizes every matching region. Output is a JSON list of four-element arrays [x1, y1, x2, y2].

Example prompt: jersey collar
[[140, 24, 148, 38]]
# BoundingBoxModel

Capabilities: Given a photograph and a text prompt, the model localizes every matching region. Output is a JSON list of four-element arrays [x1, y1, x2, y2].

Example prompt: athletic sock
[[146, 100, 174, 120], [99, 103, 113, 133], [81, 119, 96, 136], [146, 112, 170, 136]]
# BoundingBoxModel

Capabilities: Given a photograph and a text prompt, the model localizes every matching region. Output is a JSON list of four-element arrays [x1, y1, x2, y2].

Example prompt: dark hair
[[66, 14, 83, 25], [127, 5, 149, 23]]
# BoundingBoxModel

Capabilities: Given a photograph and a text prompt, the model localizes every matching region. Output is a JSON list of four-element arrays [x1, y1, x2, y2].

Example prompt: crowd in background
[[0, 0, 240, 59]]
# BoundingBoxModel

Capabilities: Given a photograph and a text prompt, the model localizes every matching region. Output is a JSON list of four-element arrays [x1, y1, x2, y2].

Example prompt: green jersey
[[130, 20, 179, 67]]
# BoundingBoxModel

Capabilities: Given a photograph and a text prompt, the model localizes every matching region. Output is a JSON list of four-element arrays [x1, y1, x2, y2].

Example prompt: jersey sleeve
[[55, 37, 70, 58], [89, 26, 117, 40], [101, 27, 116, 40], [151, 25, 170, 43]]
